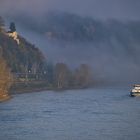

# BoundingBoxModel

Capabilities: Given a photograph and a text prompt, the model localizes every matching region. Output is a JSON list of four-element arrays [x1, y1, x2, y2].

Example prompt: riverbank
[[11, 86, 52, 94], [10, 81, 52, 94], [0, 93, 11, 102], [10, 80, 91, 94]]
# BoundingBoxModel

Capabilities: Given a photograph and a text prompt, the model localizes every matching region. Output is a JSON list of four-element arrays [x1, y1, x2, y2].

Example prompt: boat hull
[[130, 92, 140, 97]]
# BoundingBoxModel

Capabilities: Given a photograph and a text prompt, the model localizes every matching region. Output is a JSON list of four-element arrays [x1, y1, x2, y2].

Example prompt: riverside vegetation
[[0, 56, 13, 101]]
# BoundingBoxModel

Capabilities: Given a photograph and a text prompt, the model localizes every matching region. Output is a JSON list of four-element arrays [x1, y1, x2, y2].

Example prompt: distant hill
[[11, 12, 140, 43], [11, 12, 140, 62], [5, 12, 140, 83]]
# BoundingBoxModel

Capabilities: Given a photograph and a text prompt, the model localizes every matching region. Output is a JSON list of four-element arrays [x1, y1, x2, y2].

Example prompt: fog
[[1, 0, 140, 84], [15, 23, 140, 85]]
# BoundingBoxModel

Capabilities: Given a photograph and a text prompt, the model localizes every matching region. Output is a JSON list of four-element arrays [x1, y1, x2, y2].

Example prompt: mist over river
[[0, 87, 140, 140]]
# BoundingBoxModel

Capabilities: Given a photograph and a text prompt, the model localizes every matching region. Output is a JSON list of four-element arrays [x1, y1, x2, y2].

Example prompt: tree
[[0, 16, 4, 31], [46, 62, 54, 84], [9, 22, 16, 32], [0, 53, 13, 99], [74, 64, 92, 88], [54, 63, 70, 89]]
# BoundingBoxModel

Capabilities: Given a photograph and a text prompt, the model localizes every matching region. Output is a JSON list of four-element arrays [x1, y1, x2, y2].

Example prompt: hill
[[0, 16, 47, 99], [11, 12, 140, 44], [10, 12, 140, 83], [0, 17, 46, 74], [0, 16, 93, 96]]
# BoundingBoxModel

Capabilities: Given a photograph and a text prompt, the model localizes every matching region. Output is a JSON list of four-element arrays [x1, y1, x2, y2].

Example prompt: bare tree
[[54, 63, 70, 89], [74, 64, 92, 88]]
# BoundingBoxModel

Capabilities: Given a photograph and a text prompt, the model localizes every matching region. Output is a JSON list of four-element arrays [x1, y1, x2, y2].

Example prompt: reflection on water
[[0, 88, 140, 140]]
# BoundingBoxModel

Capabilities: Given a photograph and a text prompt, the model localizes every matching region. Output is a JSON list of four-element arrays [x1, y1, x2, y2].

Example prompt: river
[[0, 87, 140, 140]]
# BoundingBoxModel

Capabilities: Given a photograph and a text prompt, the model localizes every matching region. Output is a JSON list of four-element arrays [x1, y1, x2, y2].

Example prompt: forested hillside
[[0, 17, 45, 74], [13, 12, 140, 84], [0, 16, 47, 98], [0, 16, 93, 95], [12, 12, 140, 66]]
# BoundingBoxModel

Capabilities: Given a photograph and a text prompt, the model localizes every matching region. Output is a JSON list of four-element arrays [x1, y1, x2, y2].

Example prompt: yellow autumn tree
[[0, 56, 13, 101]]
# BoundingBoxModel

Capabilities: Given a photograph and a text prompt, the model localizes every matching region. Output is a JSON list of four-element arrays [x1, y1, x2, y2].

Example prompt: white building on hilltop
[[7, 31, 20, 45]]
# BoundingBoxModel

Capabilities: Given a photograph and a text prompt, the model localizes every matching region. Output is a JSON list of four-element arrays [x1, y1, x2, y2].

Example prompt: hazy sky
[[0, 0, 140, 20]]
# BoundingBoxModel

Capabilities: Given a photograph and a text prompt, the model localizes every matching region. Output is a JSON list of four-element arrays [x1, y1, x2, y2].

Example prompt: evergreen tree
[[9, 22, 16, 32], [0, 17, 4, 26]]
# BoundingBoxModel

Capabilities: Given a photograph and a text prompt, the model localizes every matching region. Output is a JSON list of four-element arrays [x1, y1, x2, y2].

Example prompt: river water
[[0, 87, 140, 140]]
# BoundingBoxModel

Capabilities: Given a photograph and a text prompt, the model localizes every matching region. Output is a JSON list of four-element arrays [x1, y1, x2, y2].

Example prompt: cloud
[[0, 0, 140, 20]]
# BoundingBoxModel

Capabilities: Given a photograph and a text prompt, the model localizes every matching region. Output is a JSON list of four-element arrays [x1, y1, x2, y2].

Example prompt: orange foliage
[[0, 56, 13, 97]]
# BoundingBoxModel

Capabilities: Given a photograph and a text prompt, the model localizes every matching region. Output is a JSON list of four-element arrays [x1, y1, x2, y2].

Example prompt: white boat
[[130, 85, 140, 97]]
